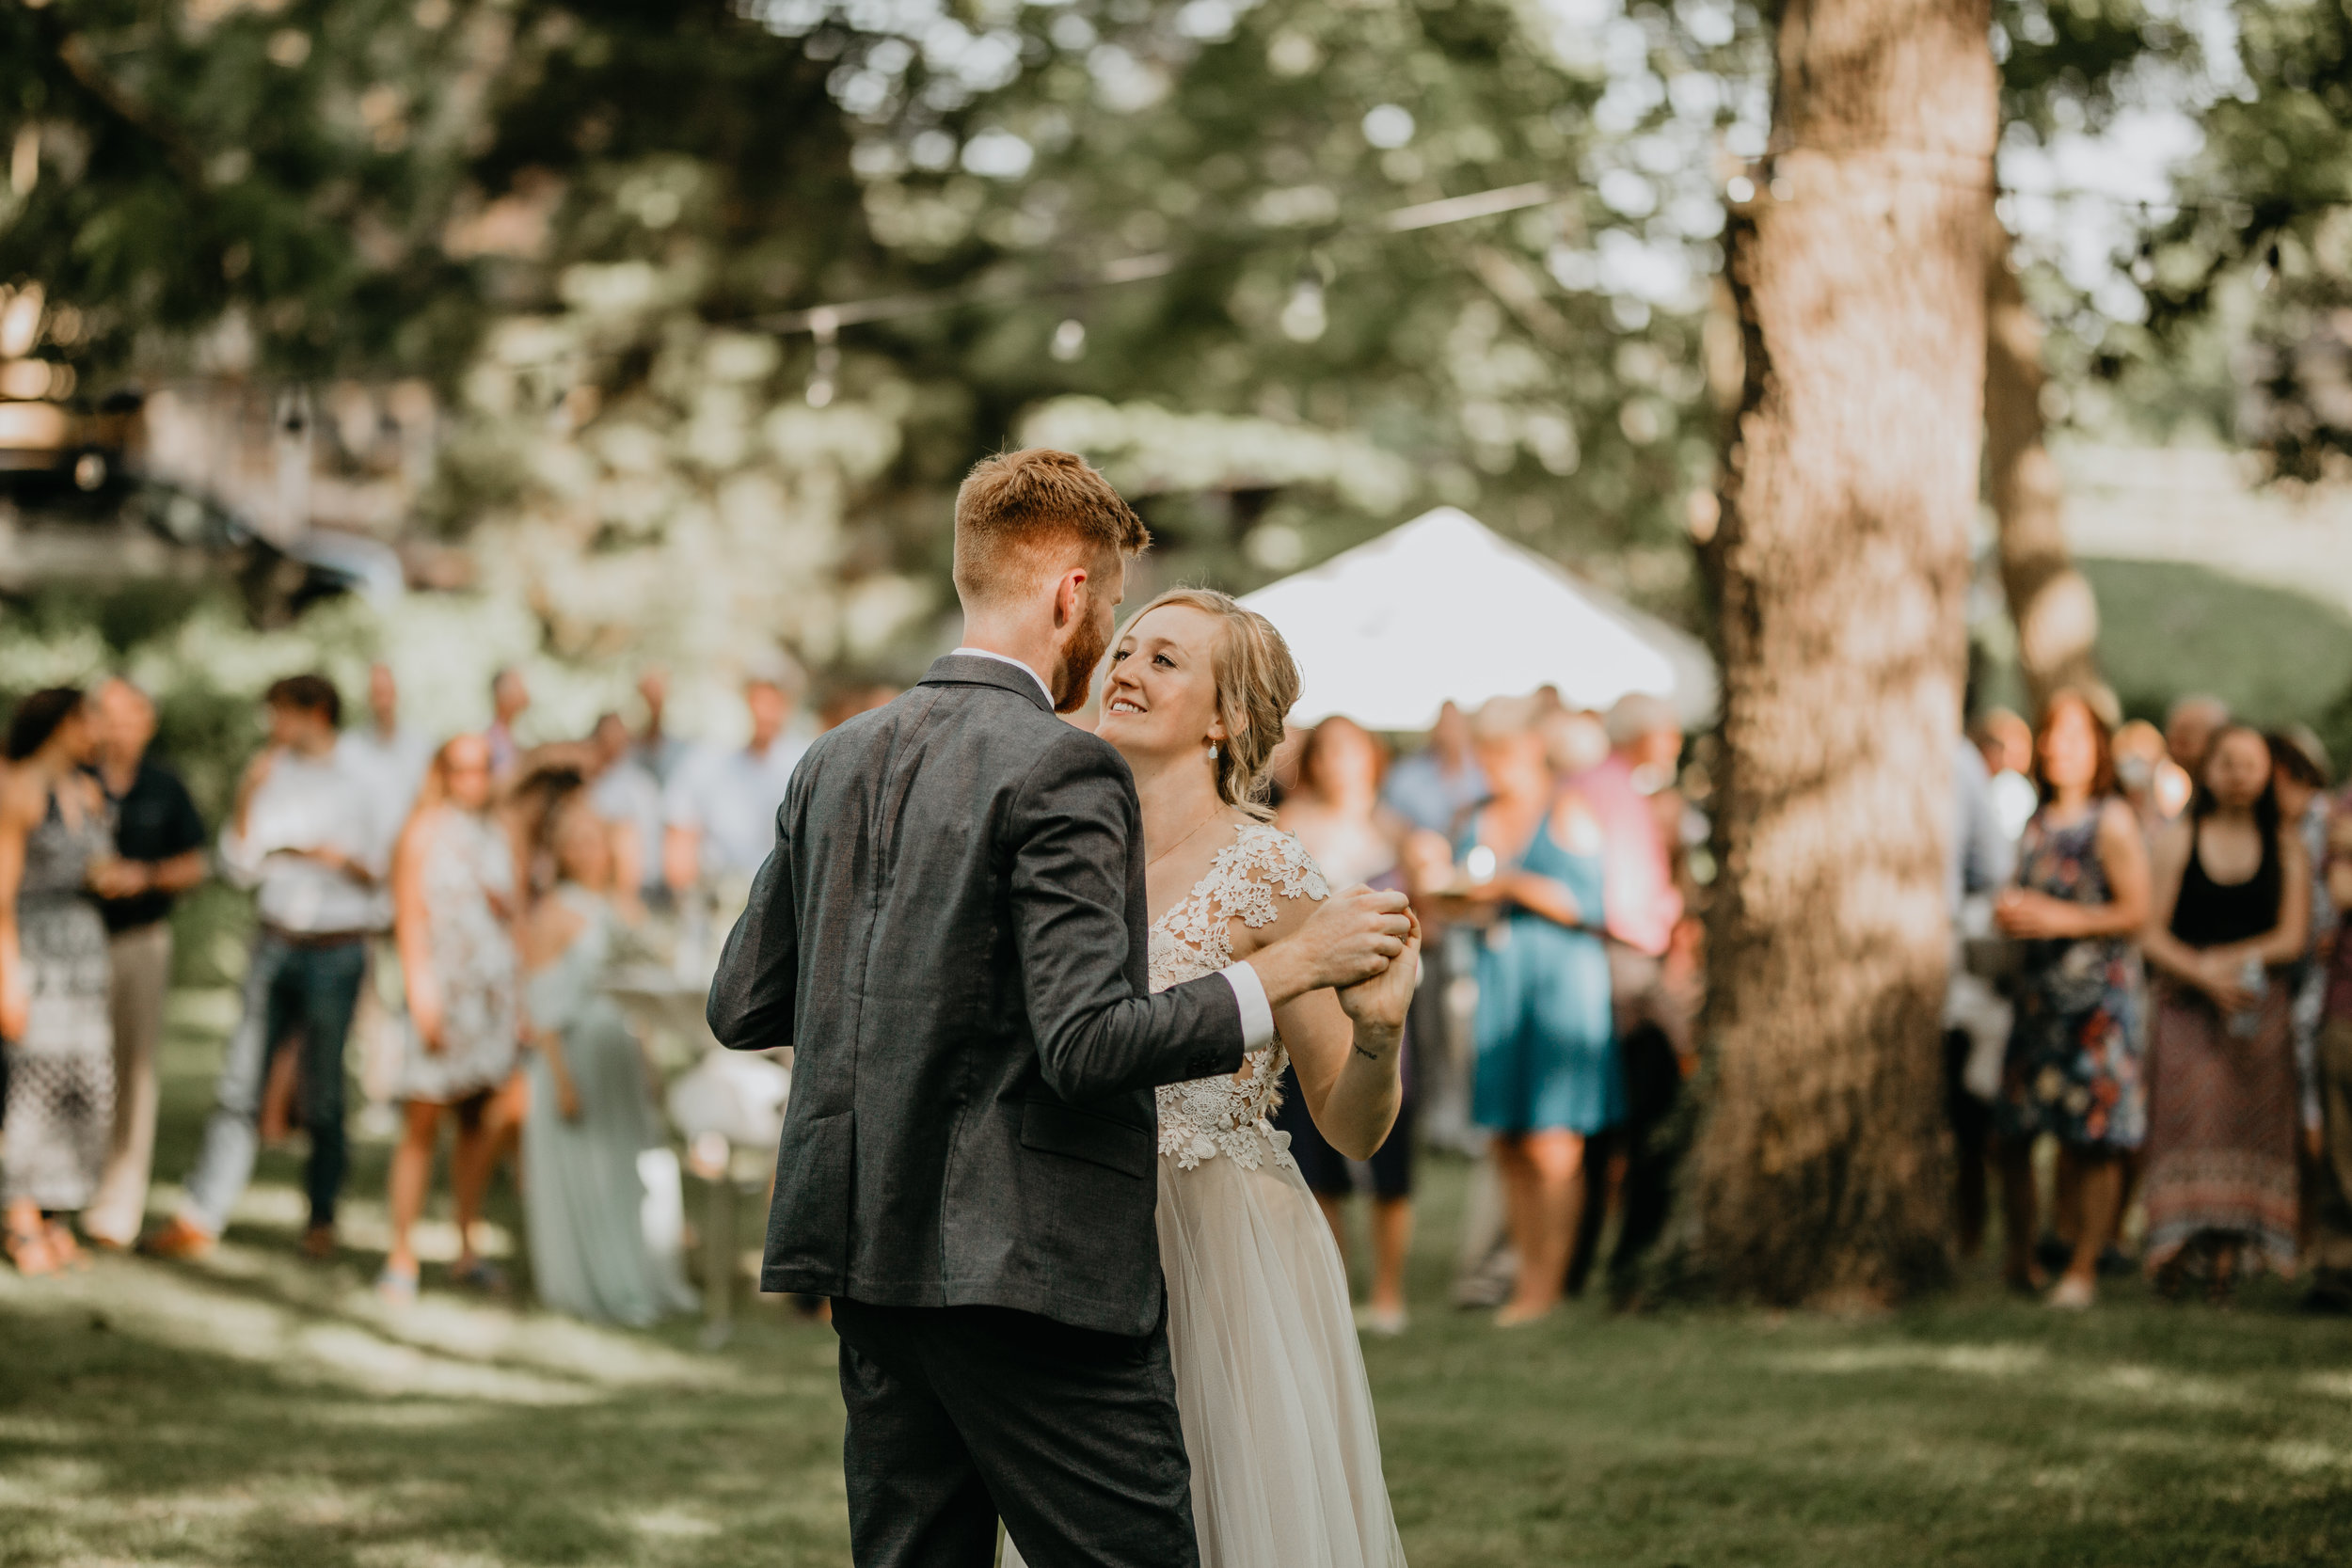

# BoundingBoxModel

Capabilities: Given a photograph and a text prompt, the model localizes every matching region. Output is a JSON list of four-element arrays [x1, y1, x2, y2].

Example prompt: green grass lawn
[[6, 996, 2352, 1566]]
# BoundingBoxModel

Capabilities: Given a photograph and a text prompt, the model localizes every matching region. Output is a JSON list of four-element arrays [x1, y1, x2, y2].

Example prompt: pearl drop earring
[[1207, 741, 1219, 761]]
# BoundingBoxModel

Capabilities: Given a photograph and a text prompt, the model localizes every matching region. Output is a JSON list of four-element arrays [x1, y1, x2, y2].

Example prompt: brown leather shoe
[[138, 1216, 216, 1260], [300, 1225, 337, 1262]]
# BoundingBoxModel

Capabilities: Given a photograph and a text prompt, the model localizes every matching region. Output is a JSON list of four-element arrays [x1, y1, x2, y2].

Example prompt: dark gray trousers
[[831, 1297, 1200, 1568]]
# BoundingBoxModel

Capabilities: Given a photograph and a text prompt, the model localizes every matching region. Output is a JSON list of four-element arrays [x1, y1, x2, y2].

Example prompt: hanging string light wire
[[749, 166, 2352, 343], [750, 181, 1571, 339]]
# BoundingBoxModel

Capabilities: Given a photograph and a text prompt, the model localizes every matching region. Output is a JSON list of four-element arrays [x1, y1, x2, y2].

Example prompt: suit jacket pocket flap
[[1019, 1100, 1152, 1180], [764, 1108, 854, 1283]]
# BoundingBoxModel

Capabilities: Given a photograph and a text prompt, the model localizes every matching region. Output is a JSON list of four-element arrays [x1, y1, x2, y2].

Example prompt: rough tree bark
[[1688, 0, 1998, 1306], [1984, 214, 2105, 713]]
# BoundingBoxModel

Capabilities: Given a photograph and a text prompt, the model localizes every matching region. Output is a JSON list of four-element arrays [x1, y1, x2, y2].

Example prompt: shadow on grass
[[7, 1001, 2350, 1567], [2, 1255, 850, 1568], [1360, 1154, 2352, 1568]]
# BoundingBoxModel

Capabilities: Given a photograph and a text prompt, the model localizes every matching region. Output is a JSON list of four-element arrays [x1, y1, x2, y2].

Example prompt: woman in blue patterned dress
[[1994, 689, 2151, 1308], [1450, 697, 1620, 1326]]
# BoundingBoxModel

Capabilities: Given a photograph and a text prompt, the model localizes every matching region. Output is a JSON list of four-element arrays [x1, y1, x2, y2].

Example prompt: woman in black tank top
[[2169, 812, 2283, 949], [2140, 724, 2312, 1299]]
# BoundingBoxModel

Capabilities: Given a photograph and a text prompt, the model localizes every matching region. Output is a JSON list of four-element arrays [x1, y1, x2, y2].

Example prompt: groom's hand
[[1246, 885, 1414, 1007]]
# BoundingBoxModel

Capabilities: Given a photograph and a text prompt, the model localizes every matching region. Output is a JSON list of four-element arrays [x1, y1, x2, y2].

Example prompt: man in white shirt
[[662, 657, 811, 892], [145, 674, 390, 1261]]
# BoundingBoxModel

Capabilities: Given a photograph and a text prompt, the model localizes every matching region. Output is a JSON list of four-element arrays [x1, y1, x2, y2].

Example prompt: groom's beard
[[1053, 607, 1110, 714]]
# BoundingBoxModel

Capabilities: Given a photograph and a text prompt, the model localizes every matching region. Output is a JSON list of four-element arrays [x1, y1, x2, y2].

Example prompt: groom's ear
[[1052, 564, 1089, 626]]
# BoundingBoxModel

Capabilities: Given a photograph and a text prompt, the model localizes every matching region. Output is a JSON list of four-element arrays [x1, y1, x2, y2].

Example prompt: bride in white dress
[[1008, 587, 1416, 1568]]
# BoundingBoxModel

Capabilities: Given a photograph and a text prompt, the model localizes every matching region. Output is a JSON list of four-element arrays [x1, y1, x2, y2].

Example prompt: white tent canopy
[[1238, 507, 1718, 733]]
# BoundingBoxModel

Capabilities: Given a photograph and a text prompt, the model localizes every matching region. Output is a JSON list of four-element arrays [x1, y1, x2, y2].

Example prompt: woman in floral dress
[[1994, 689, 2151, 1308], [381, 733, 520, 1298]]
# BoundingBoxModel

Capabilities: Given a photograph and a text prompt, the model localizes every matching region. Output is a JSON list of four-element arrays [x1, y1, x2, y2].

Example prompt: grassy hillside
[[2083, 558, 2352, 762]]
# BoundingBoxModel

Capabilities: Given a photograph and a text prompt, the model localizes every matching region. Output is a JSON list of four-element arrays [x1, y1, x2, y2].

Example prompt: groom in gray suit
[[709, 448, 1412, 1567]]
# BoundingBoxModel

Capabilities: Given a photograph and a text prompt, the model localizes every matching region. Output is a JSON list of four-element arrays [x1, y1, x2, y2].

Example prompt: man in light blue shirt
[[1382, 699, 1488, 836], [663, 657, 810, 891]]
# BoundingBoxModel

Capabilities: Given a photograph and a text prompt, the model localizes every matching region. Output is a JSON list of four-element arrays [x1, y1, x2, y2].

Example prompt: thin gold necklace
[[1148, 804, 1228, 869]]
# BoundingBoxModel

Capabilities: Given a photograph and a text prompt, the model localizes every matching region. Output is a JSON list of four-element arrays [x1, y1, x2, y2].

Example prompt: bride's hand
[[1336, 917, 1420, 1042]]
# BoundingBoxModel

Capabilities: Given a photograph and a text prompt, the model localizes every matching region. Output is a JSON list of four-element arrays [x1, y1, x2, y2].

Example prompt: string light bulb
[[805, 307, 840, 407], [1279, 267, 1327, 343]]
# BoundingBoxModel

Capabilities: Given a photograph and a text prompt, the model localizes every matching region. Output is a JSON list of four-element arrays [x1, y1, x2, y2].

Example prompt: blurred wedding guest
[[1277, 717, 1416, 1333], [2304, 798, 2352, 1313], [145, 675, 389, 1262], [2, 690, 120, 1275], [1385, 698, 1488, 1154], [662, 653, 808, 892], [818, 683, 901, 732], [379, 735, 521, 1302], [516, 771, 695, 1325], [1449, 696, 1620, 1326], [2112, 719, 2186, 832], [341, 662, 437, 1131], [342, 663, 437, 830], [631, 668, 689, 785], [485, 667, 532, 779], [2165, 694, 2232, 785], [1944, 730, 2015, 1260], [1383, 699, 1487, 836], [1973, 707, 2039, 843], [1992, 691, 2151, 1309], [586, 713, 665, 910], [1566, 692, 1691, 1292], [2268, 728, 2334, 1236], [1279, 717, 1400, 886], [2139, 724, 2309, 1302], [1541, 708, 1612, 780], [79, 679, 207, 1251]]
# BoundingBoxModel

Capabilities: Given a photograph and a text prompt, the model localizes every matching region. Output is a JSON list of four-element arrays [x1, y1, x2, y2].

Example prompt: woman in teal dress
[[1450, 700, 1621, 1324], [516, 776, 695, 1327]]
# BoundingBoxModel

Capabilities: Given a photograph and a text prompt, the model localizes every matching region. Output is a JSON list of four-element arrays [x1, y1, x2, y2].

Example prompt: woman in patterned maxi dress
[[1006, 589, 1419, 1568], [2, 689, 119, 1275]]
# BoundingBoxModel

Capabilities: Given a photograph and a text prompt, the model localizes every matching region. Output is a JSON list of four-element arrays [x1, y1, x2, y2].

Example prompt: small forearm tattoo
[[1351, 1041, 1383, 1062]]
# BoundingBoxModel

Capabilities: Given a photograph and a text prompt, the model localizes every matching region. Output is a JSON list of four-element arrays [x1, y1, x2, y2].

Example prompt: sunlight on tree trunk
[[1985, 213, 2105, 715], [1684, 0, 1998, 1307]]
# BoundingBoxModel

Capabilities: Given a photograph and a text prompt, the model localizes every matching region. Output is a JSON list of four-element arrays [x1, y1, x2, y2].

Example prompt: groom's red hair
[[953, 448, 1150, 609]]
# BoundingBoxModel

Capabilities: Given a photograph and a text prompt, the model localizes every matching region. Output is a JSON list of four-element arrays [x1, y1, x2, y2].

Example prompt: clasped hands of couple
[[1256, 879, 1422, 1047]]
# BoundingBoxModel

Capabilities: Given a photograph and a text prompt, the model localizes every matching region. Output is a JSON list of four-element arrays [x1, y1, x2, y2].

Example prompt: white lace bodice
[[1152, 823, 1330, 1172]]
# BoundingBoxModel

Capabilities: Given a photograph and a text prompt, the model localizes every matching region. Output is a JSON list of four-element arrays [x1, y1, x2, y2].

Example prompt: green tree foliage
[[13, 0, 2314, 689], [0, 0, 496, 376], [2141, 0, 2352, 480]]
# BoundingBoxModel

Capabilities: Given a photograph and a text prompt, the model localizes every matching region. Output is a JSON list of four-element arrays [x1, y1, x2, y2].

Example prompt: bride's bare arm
[[1244, 888, 1419, 1161]]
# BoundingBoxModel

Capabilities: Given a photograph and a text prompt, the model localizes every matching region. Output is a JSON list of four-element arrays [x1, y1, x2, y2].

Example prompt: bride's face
[[1098, 604, 1227, 765]]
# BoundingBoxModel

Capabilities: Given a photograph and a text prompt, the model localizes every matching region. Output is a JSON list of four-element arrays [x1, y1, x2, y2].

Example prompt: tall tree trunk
[[1984, 214, 2104, 714], [1688, 0, 1997, 1306]]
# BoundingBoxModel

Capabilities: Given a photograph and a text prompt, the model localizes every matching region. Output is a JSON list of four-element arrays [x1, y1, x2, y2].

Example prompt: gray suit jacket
[[708, 655, 1248, 1336]]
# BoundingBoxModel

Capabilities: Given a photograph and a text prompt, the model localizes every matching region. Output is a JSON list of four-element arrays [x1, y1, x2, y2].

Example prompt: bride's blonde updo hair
[[1128, 587, 1300, 821]]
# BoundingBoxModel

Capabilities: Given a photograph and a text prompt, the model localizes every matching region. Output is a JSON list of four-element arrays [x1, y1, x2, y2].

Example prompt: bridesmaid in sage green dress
[[517, 784, 695, 1326]]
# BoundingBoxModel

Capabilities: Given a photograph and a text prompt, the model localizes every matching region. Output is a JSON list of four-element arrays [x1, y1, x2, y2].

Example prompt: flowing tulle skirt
[[1003, 1140, 1406, 1567]]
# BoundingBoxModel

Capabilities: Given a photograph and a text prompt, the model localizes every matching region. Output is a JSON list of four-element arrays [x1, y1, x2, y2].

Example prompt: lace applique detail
[[1152, 824, 1331, 1172]]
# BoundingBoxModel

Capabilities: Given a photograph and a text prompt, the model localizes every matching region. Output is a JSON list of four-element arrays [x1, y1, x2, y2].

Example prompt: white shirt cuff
[[1218, 961, 1277, 1052]]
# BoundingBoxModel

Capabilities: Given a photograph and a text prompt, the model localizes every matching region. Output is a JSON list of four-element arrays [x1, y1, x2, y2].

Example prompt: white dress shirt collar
[[949, 647, 1056, 709]]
